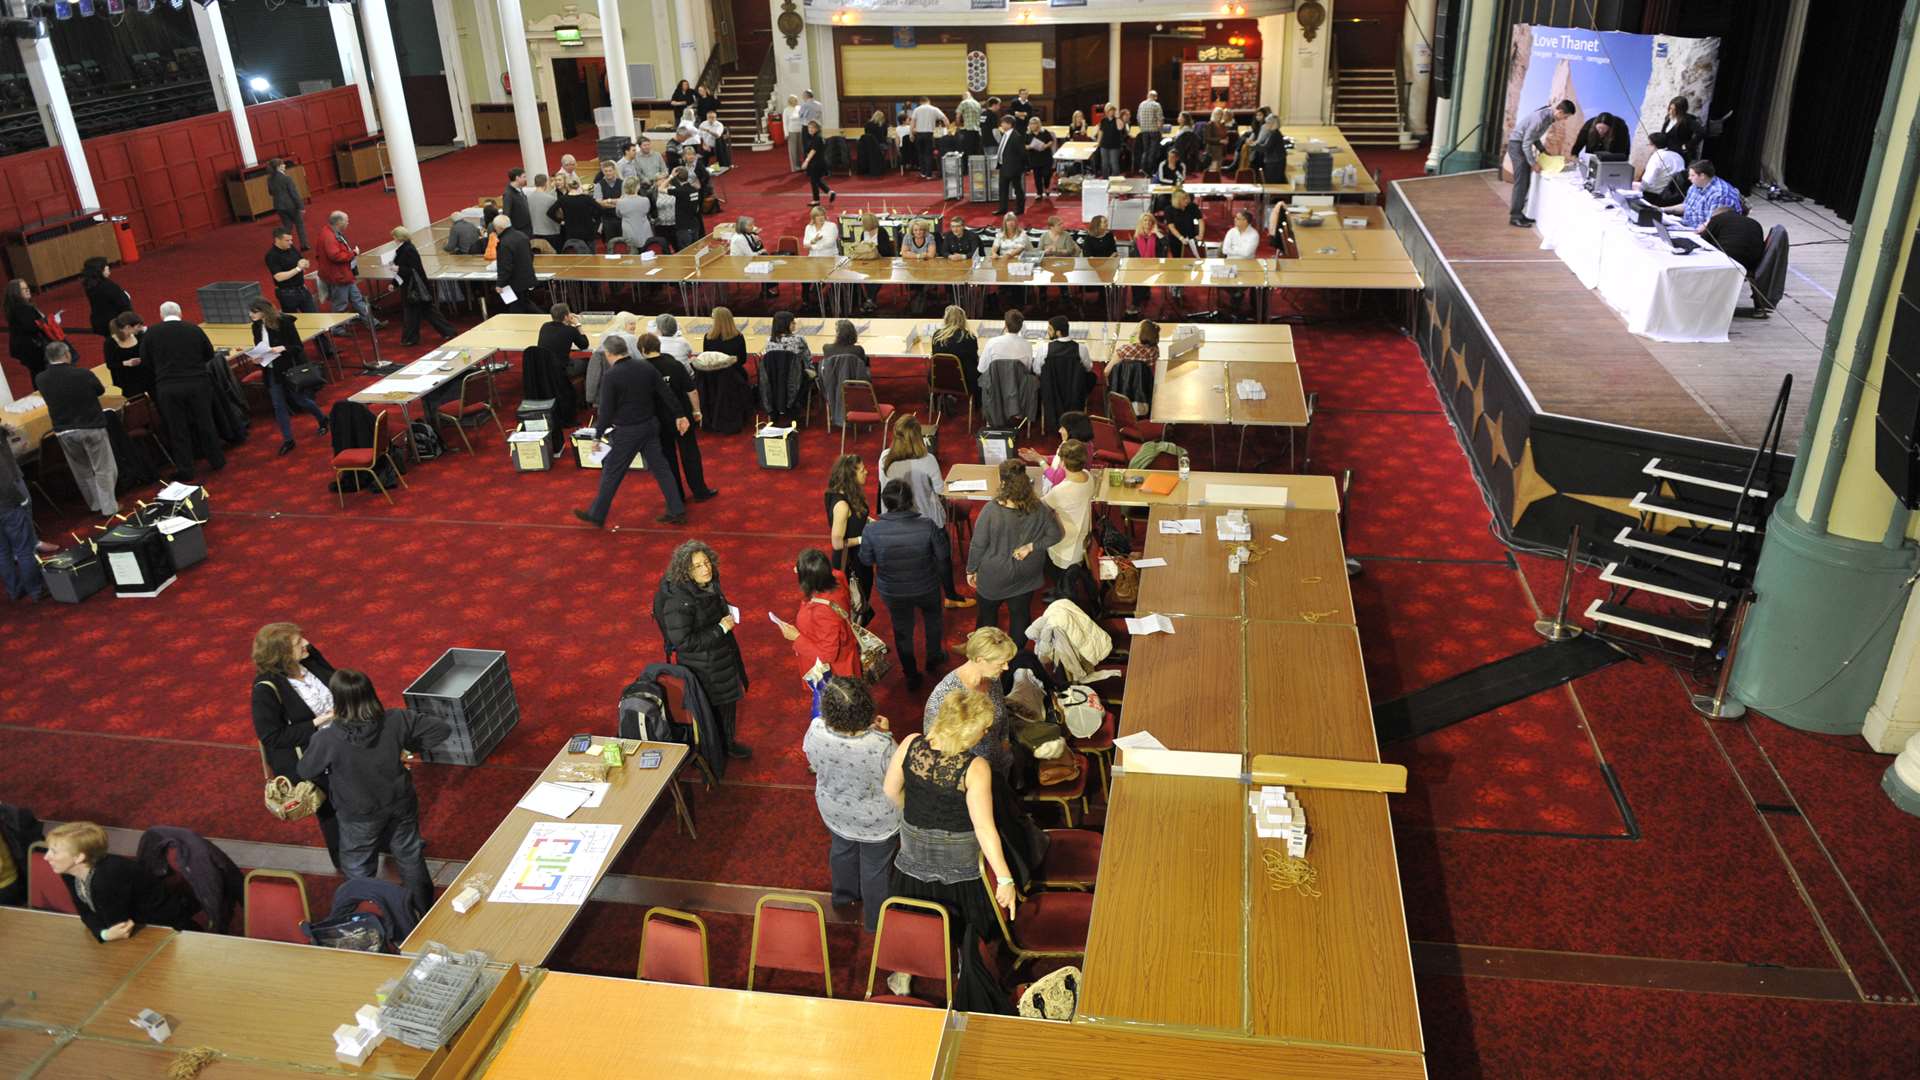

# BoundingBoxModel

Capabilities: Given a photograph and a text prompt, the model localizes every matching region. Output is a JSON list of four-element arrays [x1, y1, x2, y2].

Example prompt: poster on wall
[[1500, 25, 1720, 176], [1181, 61, 1260, 113]]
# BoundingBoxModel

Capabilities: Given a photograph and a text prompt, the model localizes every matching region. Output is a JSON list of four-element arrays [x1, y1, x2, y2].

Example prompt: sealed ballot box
[[508, 426, 553, 471], [40, 545, 107, 603], [571, 428, 617, 469], [756, 421, 797, 469], [97, 521, 177, 597]]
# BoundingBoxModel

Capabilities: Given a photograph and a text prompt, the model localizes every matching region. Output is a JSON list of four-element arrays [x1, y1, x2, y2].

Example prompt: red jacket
[[793, 574, 861, 679], [314, 227, 359, 286]]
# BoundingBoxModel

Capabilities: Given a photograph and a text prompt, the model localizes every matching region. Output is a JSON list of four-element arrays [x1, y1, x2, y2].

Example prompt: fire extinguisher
[[502, 72, 512, 94]]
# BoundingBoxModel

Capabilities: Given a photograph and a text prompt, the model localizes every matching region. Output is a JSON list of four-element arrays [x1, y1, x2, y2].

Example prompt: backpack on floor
[[618, 675, 684, 743], [302, 909, 387, 952], [1098, 518, 1133, 558], [408, 420, 443, 462]]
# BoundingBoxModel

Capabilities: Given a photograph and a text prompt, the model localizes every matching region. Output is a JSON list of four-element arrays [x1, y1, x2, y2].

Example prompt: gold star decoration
[[1487, 410, 1514, 470], [1469, 363, 1489, 438], [1506, 438, 1690, 529]]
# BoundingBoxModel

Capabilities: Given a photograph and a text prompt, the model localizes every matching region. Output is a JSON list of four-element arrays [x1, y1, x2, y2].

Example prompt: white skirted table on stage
[[1529, 172, 1746, 343]]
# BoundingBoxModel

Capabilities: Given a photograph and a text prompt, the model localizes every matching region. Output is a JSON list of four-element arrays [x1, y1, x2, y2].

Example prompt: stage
[[1386, 170, 1823, 548]]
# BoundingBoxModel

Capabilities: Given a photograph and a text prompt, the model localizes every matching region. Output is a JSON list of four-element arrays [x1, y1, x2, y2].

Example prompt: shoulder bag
[[826, 599, 892, 685], [258, 680, 326, 822]]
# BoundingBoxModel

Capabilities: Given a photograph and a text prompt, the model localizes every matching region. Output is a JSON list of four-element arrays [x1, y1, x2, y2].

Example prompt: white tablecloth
[[1530, 173, 1746, 343]]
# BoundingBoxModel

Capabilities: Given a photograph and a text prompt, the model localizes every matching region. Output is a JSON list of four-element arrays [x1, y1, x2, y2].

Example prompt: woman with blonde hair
[[886, 685, 1019, 939], [931, 303, 980, 404], [44, 821, 198, 942], [250, 621, 343, 866], [967, 460, 1062, 647], [922, 626, 1018, 776]]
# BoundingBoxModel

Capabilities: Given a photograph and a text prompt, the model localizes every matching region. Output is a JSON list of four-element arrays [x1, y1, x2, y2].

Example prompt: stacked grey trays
[[381, 944, 501, 1050], [403, 649, 520, 765], [1304, 150, 1334, 190], [196, 280, 262, 323]]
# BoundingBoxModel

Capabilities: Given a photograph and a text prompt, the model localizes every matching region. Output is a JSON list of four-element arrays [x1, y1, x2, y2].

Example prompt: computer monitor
[[1585, 159, 1636, 195], [1610, 188, 1661, 227]]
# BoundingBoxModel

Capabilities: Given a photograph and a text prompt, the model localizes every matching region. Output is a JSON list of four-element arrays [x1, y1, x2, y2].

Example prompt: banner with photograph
[[1500, 25, 1720, 176]]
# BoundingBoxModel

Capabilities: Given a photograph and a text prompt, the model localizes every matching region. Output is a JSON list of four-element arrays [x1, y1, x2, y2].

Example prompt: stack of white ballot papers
[[1158, 518, 1201, 535]]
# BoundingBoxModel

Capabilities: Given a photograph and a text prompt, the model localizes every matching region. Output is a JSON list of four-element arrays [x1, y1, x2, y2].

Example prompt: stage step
[[1643, 456, 1770, 499], [1584, 599, 1715, 649], [1599, 561, 1729, 608], [1611, 527, 1743, 571], [1630, 492, 1758, 532]]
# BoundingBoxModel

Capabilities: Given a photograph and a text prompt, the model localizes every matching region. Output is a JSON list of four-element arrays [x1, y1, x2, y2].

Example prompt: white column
[[599, 0, 637, 140], [473, 0, 506, 103], [192, 0, 256, 166], [672, 0, 702, 84], [1107, 23, 1122, 109], [14, 32, 96, 210], [328, 2, 379, 135], [497, 0, 546, 178], [1257, 15, 1286, 115], [770, 0, 810, 107], [431, 0, 476, 145], [359, 0, 428, 230], [1283, 13, 1332, 127], [1403, 0, 1436, 139]]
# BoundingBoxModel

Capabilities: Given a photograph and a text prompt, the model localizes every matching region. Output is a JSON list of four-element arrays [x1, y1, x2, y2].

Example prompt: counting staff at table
[[43, 821, 199, 941]]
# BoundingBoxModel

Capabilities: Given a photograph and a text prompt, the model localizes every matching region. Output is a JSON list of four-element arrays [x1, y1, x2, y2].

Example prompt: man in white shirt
[[796, 90, 824, 131], [653, 313, 694, 372], [910, 96, 948, 179], [730, 216, 778, 297], [979, 309, 1041, 375]]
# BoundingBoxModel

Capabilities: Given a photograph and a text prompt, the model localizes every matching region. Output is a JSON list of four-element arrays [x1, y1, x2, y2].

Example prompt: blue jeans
[[0, 498, 45, 600], [268, 377, 327, 442], [326, 280, 374, 327], [338, 794, 434, 916]]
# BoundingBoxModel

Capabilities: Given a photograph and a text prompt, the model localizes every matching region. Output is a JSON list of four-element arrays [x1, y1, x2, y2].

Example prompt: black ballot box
[[96, 522, 177, 597], [40, 546, 107, 603]]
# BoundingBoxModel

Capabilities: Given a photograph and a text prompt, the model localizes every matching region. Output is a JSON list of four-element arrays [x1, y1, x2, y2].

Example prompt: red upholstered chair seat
[[331, 448, 377, 468], [1037, 829, 1103, 889], [866, 994, 941, 1008], [1011, 891, 1095, 951]]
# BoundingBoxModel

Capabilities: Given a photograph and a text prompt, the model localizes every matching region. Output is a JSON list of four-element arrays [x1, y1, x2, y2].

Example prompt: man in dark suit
[[993, 115, 1028, 215], [1702, 206, 1767, 277], [140, 301, 227, 481], [267, 158, 307, 248], [492, 215, 537, 314], [502, 168, 532, 236], [572, 334, 689, 528], [539, 303, 590, 378]]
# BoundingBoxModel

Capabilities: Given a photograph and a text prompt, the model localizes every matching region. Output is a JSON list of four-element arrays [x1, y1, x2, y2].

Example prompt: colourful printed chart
[[488, 821, 621, 906]]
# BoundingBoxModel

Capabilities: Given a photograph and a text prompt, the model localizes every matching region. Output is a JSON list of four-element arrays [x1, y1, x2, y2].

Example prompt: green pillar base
[[1729, 505, 1918, 734]]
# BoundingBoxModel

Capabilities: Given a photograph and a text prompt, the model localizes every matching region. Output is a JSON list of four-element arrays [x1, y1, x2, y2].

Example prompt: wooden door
[[709, 0, 738, 66]]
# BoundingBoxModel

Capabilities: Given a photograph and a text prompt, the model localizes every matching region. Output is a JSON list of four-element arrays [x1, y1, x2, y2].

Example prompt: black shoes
[[692, 489, 720, 502], [572, 508, 605, 528], [726, 742, 753, 759], [316, 419, 330, 436], [1509, 215, 1535, 228], [656, 512, 688, 525], [278, 440, 295, 456]]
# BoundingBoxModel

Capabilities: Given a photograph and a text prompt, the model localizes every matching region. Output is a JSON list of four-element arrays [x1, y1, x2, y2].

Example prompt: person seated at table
[[1067, 111, 1091, 141], [931, 304, 980, 404], [1109, 322, 1159, 415], [848, 211, 896, 313], [804, 675, 898, 930], [1020, 410, 1096, 475], [1153, 147, 1187, 192], [539, 303, 590, 379], [939, 216, 977, 260], [980, 309, 1040, 375], [43, 821, 199, 942], [1664, 159, 1745, 231], [702, 306, 749, 369], [1638, 132, 1687, 207], [1160, 187, 1204, 257], [1127, 213, 1167, 316], [898, 217, 939, 314], [1218, 210, 1262, 313], [774, 547, 862, 682], [1039, 315, 1093, 432], [1701, 206, 1767, 277], [990, 213, 1030, 309], [859, 108, 890, 175], [1079, 215, 1117, 258], [804, 205, 840, 258]]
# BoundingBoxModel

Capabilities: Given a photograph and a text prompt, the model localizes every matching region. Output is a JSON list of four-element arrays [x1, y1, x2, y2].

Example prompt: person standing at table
[[390, 227, 456, 347], [968, 459, 1062, 644], [250, 621, 343, 868], [805, 675, 898, 930], [245, 298, 329, 456], [5, 279, 59, 383], [263, 228, 340, 367], [103, 312, 152, 401], [502, 167, 532, 236], [993, 116, 1029, 216], [1508, 99, 1575, 228], [43, 821, 198, 942], [655, 539, 753, 759], [1136, 89, 1164, 174], [911, 96, 947, 179], [492, 215, 537, 314], [641, 332, 719, 504], [573, 334, 689, 528], [36, 342, 117, 516], [267, 158, 308, 248], [316, 211, 381, 331], [141, 301, 226, 482], [81, 257, 132, 339], [297, 669, 448, 916]]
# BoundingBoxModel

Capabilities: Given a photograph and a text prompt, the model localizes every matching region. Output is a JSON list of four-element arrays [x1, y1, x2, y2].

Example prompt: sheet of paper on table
[[547, 782, 609, 809], [1113, 730, 1168, 751], [1158, 518, 1202, 535], [1125, 613, 1176, 635], [515, 781, 593, 819], [948, 479, 989, 493], [1132, 557, 1169, 568]]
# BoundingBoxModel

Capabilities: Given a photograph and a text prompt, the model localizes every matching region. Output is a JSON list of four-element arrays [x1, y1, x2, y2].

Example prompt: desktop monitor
[[1585, 160, 1637, 195]]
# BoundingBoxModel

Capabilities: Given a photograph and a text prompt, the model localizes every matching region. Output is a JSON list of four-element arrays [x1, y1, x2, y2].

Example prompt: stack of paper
[[743, 261, 773, 275], [948, 478, 989, 493], [1250, 785, 1308, 856], [1, 394, 42, 414], [1235, 379, 1267, 401], [1158, 518, 1202, 535], [1216, 512, 1252, 543], [516, 782, 594, 819]]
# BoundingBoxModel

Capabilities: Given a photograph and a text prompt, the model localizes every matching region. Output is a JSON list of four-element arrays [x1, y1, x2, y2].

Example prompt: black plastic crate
[[196, 280, 261, 324], [402, 649, 518, 766]]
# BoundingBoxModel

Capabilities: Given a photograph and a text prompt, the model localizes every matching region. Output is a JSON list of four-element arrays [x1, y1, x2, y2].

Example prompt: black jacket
[[298, 707, 450, 818], [392, 240, 434, 303], [84, 276, 132, 337], [654, 576, 747, 705], [252, 645, 337, 782], [1040, 340, 1093, 432], [993, 128, 1028, 174], [139, 319, 217, 387], [0, 802, 42, 905], [538, 320, 589, 361], [549, 193, 602, 249], [251, 314, 309, 388], [36, 364, 108, 430], [495, 229, 537, 297], [503, 184, 532, 235], [63, 854, 199, 942], [7, 301, 52, 371], [858, 509, 952, 598], [938, 228, 976, 259], [1260, 131, 1288, 181], [268, 170, 303, 213], [595, 355, 681, 431]]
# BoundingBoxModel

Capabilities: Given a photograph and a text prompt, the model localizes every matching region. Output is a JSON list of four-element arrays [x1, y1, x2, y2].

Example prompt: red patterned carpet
[[4, 136, 1919, 1077]]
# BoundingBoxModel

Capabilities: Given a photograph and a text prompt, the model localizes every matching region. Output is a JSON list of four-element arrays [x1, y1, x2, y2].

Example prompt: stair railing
[[751, 47, 776, 145]]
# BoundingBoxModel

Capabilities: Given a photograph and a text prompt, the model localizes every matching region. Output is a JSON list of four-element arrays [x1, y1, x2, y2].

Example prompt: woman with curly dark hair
[[824, 453, 875, 624], [653, 539, 752, 758]]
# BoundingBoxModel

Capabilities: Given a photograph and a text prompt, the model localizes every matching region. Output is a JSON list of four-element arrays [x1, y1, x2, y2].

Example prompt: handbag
[[258, 682, 326, 822], [1059, 686, 1104, 739], [283, 361, 327, 394], [827, 600, 892, 685]]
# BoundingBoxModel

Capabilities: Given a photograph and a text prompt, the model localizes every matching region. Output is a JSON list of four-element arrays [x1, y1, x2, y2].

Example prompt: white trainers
[[887, 970, 913, 996]]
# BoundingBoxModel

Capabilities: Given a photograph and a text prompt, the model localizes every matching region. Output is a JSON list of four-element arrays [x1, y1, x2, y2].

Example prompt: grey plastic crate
[[196, 280, 261, 324], [402, 649, 519, 765], [597, 135, 630, 162]]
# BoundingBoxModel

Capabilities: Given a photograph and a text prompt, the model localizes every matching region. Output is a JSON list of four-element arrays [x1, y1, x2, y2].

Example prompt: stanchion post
[[1534, 524, 1584, 641], [1692, 593, 1752, 719]]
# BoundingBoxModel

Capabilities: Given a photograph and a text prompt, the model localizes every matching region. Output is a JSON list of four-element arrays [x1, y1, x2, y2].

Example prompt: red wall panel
[[2, 87, 367, 254]]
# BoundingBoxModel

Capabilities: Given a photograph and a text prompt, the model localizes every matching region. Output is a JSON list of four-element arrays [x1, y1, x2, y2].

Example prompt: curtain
[[1781, 1, 1903, 220]]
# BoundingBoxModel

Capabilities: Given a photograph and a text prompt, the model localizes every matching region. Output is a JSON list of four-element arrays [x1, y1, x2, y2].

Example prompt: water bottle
[[1178, 453, 1190, 483]]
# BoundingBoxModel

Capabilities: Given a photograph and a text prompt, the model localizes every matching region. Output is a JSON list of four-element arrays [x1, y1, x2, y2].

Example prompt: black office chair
[[1736, 225, 1789, 319]]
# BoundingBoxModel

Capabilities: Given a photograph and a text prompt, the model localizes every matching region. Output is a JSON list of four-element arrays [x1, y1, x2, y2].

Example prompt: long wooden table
[[482, 973, 947, 1079], [401, 736, 691, 966], [942, 464, 1339, 511]]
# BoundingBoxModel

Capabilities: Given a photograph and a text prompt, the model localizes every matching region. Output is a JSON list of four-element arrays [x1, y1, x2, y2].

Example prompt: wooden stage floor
[[1394, 171, 1818, 452]]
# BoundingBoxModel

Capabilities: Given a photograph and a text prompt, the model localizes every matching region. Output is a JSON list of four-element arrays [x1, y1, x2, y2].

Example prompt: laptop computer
[[1653, 215, 1702, 254]]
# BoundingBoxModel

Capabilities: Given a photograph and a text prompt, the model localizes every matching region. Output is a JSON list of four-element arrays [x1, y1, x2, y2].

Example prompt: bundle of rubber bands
[[168, 1047, 222, 1080], [1262, 847, 1321, 897]]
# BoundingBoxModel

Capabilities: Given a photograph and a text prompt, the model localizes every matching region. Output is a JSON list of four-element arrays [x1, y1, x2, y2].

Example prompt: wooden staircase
[[1583, 377, 1792, 659], [1332, 67, 1406, 149], [716, 71, 766, 149]]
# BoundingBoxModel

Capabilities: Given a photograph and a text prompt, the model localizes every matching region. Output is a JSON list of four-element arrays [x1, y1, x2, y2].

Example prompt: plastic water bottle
[[1178, 453, 1190, 483]]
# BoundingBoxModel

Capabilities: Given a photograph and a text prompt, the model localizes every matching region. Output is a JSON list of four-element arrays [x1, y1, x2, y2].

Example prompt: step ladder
[[1585, 376, 1791, 658]]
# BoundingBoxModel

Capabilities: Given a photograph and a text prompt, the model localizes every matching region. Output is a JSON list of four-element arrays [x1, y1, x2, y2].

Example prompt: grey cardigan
[[967, 499, 1063, 602]]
